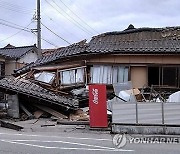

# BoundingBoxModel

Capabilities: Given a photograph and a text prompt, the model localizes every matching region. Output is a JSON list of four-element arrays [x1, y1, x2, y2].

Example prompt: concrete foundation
[[7, 94, 19, 118], [112, 124, 180, 135]]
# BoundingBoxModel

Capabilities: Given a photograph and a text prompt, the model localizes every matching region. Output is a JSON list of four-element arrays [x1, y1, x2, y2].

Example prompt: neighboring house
[[0, 44, 39, 77], [15, 25, 180, 91]]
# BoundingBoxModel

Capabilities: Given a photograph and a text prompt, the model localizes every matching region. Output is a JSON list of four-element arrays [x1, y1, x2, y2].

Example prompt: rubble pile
[[0, 68, 179, 130]]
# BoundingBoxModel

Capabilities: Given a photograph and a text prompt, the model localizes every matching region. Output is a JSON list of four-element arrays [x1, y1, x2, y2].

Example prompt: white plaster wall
[[18, 51, 38, 64], [5, 61, 16, 77]]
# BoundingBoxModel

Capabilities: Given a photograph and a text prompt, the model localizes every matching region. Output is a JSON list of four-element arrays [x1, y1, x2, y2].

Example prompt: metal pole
[[136, 101, 138, 124], [161, 101, 165, 124], [37, 0, 41, 57]]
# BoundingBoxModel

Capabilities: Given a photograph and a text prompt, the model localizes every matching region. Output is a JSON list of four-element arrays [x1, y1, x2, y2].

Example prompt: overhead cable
[[45, 0, 93, 36], [51, 0, 94, 35], [42, 12, 81, 40], [0, 18, 31, 30], [0, 22, 33, 42], [0, 19, 58, 48], [0, 22, 30, 32], [32, 32, 59, 48], [58, 0, 99, 34], [41, 22, 71, 45], [0, 1, 32, 14]]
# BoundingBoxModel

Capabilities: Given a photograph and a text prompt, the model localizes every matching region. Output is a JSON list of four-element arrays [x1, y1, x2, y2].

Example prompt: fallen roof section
[[0, 78, 79, 109]]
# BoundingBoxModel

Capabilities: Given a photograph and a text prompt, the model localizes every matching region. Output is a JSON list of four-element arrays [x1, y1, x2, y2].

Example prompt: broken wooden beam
[[41, 124, 56, 127], [0, 120, 23, 131], [33, 110, 44, 119], [20, 103, 34, 119], [57, 120, 89, 125], [34, 104, 68, 120]]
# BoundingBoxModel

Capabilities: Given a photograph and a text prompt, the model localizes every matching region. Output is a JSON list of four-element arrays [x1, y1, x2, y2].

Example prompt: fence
[[112, 101, 180, 125], [112, 82, 180, 126]]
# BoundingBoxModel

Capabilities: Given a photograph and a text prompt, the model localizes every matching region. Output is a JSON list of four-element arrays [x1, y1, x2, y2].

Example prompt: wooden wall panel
[[130, 66, 147, 88]]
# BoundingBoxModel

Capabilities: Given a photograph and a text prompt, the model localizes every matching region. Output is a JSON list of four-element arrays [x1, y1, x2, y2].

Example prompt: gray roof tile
[[14, 26, 180, 75], [0, 78, 78, 109], [0, 45, 37, 59]]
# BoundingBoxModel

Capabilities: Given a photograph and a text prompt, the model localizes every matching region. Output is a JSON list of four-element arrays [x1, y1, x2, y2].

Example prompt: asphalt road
[[0, 127, 180, 154]]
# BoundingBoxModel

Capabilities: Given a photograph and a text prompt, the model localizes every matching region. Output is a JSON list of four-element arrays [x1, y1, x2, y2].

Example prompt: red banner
[[89, 84, 108, 128]]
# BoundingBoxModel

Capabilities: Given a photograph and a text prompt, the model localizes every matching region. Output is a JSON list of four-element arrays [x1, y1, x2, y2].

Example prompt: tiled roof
[[38, 26, 180, 61], [0, 45, 37, 59], [36, 40, 87, 65], [88, 39, 180, 54], [41, 47, 65, 56], [14, 40, 87, 74], [0, 78, 79, 109], [97, 25, 180, 36], [14, 26, 180, 75]]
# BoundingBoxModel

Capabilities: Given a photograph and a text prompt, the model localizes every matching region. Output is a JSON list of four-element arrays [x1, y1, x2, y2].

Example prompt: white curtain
[[61, 68, 84, 84], [90, 66, 100, 83], [90, 65, 128, 84], [76, 68, 84, 83]]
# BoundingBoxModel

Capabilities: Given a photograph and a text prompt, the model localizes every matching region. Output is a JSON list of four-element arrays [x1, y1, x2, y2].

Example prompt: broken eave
[[0, 78, 79, 110]]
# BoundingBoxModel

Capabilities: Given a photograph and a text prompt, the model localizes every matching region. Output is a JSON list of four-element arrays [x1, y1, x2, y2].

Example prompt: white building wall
[[5, 61, 16, 77], [18, 51, 38, 64]]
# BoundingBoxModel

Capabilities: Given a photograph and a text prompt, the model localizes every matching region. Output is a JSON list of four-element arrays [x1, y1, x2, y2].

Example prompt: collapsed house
[[1, 25, 180, 122], [16, 25, 180, 89], [0, 44, 41, 119]]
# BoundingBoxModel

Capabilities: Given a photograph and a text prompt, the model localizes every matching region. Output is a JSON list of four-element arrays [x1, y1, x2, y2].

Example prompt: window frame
[[59, 66, 86, 86], [90, 65, 129, 84]]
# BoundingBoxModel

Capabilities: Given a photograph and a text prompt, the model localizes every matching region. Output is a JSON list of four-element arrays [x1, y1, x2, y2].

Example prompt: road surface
[[0, 127, 180, 154]]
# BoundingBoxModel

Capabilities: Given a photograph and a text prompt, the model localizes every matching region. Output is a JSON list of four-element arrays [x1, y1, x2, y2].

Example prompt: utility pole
[[37, 0, 42, 57]]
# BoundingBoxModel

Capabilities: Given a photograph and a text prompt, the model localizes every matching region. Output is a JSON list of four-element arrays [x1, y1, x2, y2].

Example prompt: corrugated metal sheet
[[138, 103, 162, 124], [112, 102, 180, 125], [112, 102, 136, 123], [164, 102, 180, 125]]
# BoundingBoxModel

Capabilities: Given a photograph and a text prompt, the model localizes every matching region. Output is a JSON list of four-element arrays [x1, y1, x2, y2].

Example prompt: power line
[[0, 18, 31, 30], [0, 0, 31, 11], [45, 0, 93, 36], [0, 4, 32, 15], [57, 0, 99, 34], [41, 11, 82, 40], [0, 22, 33, 42], [0, 0, 32, 14], [51, 0, 94, 35], [41, 22, 71, 45], [32, 32, 58, 48], [0, 18, 58, 48], [0, 21, 57, 48], [41, 37, 58, 48], [0, 22, 30, 32]]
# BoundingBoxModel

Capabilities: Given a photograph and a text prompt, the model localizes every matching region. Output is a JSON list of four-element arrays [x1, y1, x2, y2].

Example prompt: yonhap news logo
[[112, 134, 127, 148], [112, 134, 180, 148]]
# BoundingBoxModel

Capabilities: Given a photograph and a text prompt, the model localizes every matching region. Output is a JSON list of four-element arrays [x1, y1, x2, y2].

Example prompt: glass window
[[148, 66, 179, 87], [163, 67, 177, 87], [34, 72, 55, 84]]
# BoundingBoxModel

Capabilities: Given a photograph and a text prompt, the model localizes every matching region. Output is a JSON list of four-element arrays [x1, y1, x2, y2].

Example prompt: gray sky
[[0, 0, 180, 49]]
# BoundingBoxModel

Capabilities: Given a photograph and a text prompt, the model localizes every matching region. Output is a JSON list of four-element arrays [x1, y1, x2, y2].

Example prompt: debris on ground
[[0, 120, 23, 131], [167, 91, 180, 102], [0, 68, 179, 131], [69, 108, 89, 121], [34, 104, 68, 120]]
